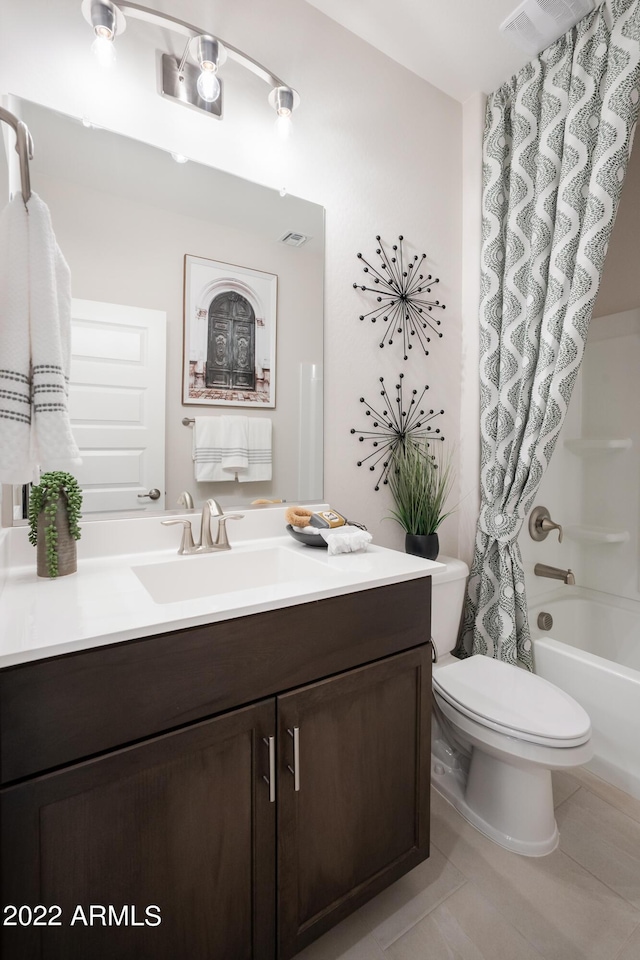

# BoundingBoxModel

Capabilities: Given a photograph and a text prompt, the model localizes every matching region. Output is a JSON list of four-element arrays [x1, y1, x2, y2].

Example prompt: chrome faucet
[[199, 498, 224, 550], [162, 498, 244, 554], [534, 563, 575, 586], [160, 518, 197, 555], [177, 490, 194, 509]]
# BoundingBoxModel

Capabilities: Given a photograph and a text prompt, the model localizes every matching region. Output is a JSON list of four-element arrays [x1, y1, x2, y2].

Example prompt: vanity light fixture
[[81, 1, 300, 128], [268, 85, 300, 140], [81, 0, 125, 66], [188, 35, 226, 104]]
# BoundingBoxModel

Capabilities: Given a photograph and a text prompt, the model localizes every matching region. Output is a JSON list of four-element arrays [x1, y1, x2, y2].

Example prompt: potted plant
[[28, 471, 83, 578], [388, 441, 455, 560]]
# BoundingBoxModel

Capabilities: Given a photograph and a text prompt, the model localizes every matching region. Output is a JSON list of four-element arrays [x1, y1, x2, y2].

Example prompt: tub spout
[[534, 563, 575, 585]]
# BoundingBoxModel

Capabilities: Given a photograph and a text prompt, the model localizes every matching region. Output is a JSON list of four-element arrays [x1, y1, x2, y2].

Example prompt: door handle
[[287, 726, 300, 792], [137, 488, 161, 500], [262, 736, 276, 803]]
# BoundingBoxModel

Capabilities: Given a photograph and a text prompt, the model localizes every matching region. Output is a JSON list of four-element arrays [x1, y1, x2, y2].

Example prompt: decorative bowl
[[285, 524, 327, 548]]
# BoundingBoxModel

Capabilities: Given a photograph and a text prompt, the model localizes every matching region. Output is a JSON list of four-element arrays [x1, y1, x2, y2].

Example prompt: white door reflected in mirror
[[69, 299, 166, 513]]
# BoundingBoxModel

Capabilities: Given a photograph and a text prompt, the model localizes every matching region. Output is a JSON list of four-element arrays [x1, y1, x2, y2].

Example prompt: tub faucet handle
[[540, 516, 563, 543], [529, 506, 563, 543]]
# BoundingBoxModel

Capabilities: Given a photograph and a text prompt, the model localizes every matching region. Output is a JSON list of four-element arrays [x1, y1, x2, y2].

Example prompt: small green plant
[[28, 471, 83, 578], [388, 441, 455, 536]]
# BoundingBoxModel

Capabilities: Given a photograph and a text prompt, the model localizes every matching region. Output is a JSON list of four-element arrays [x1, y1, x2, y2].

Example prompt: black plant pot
[[405, 532, 439, 561]]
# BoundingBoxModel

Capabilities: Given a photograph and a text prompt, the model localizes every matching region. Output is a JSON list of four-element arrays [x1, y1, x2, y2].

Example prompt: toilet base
[[431, 747, 559, 857]]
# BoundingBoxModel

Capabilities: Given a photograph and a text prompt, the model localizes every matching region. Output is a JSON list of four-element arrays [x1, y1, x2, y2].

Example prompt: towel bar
[[0, 106, 33, 208]]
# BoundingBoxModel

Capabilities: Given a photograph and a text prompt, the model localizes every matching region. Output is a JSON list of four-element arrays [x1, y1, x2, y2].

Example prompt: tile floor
[[296, 767, 640, 960]]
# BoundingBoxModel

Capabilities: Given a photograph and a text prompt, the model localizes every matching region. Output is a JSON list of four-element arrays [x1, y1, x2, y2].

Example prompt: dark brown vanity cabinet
[[1, 701, 276, 960], [0, 579, 431, 960], [277, 647, 431, 958]]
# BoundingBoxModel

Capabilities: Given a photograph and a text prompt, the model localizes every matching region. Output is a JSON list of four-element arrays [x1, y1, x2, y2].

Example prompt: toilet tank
[[430, 556, 469, 658]]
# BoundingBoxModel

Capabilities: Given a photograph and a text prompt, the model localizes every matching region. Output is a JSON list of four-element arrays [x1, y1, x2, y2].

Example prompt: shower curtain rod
[[0, 106, 33, 209]]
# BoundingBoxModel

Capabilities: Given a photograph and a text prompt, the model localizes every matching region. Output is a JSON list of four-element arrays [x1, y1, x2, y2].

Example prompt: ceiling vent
[[500, 0, 596, 55], [278, 231, 310, 247]]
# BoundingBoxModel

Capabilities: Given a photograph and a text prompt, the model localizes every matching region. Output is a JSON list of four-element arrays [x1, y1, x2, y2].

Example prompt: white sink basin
[[132, 546, 336, 605]]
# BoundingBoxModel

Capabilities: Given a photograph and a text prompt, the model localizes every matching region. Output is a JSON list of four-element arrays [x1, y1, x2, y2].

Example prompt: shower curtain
[[458, 0, 640, 668]]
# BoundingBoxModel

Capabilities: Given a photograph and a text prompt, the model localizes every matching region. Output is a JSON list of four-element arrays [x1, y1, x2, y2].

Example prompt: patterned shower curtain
[[458, 0, 640, 669]]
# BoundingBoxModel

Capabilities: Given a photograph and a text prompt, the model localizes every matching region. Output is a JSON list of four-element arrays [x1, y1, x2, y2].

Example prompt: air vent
[[500, 0, 595, 55], [278, 231, 310, 247]]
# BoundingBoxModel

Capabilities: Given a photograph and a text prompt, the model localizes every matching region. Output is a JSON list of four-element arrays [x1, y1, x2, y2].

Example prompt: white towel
[[192, 415, 248, 482], [237, 417, 272, 482], [0, 192, 80, 484], [0, 194, 31, 482]]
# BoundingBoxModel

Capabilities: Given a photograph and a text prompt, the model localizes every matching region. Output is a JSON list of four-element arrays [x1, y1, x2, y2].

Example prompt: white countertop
[[0, 519, 442, 668]]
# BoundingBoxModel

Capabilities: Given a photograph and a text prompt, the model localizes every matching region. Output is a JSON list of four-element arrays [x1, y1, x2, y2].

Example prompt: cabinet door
[[1, 700, 276, 960], [277, 645, 431, 958]]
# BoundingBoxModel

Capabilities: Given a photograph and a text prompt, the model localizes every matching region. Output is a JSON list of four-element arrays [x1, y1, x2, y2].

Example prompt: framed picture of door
[[182, 254, 278, 408]]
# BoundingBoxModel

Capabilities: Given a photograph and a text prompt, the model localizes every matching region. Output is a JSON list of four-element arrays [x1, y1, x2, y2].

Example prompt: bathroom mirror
[[4, 98, 324, 519]]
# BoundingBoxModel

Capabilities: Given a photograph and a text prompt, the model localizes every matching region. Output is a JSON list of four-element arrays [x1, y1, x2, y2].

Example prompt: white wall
[[0, 0, 463, 552], [458, 92, 485, 566]]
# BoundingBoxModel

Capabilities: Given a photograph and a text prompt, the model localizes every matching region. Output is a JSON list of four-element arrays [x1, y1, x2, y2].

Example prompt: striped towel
[[192, 415, 248, 482], [0, 192, 80, 483], [238, 417, 272, 482]]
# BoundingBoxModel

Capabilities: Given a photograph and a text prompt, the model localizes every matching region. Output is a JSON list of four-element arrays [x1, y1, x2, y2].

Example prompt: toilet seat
[[433, 655, 591, 748]]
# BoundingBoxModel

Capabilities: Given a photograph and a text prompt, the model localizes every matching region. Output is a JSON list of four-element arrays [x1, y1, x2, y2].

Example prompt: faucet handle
[[214, 513, 245, 549], [540, 516, 563, 543], [162, 519, 196, 554], [529, 506, 563, 543]]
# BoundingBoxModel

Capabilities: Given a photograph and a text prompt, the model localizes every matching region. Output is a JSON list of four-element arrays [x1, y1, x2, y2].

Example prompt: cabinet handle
[[262, 736, 275, 803], [287, 726, 300, 792]]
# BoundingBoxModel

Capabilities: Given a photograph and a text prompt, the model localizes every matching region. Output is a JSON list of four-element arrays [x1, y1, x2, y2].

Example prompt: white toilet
[[430, 557, 593, 856]]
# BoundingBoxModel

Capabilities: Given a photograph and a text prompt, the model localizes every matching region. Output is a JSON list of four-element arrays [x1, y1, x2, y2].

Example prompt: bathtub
[[531, 588, 640, 801]]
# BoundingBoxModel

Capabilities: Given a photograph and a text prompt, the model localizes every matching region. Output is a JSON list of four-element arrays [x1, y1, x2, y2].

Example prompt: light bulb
[[91, 34, 116, 67], [197, 69, 220, 103], [275, 113, 293, 141]]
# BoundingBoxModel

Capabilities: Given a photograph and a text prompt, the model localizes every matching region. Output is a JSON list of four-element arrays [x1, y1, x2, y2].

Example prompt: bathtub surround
[[522, 305, 640, 801], [532, 588, 640, 800], [459, 0, 640, 668]]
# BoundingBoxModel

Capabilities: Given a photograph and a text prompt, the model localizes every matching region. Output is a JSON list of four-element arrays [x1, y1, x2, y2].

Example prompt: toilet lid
[[433, 656, 591, 746]]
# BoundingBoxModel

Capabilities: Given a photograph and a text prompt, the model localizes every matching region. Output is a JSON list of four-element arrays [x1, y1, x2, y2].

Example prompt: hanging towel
[[0, 194, 31, 482], [0, 192, 80, 484], [28, 194, 80, 473], [238, 417, 272, 482], [192, 415, 249, 482]]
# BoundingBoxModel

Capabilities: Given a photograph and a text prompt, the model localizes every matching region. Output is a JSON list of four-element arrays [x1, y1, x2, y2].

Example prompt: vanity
[[0, 509, 437, 960]]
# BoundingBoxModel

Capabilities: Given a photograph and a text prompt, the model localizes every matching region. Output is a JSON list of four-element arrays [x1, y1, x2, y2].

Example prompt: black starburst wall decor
[[353, 235, 446, 360], [351, 374, 445, 491]]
